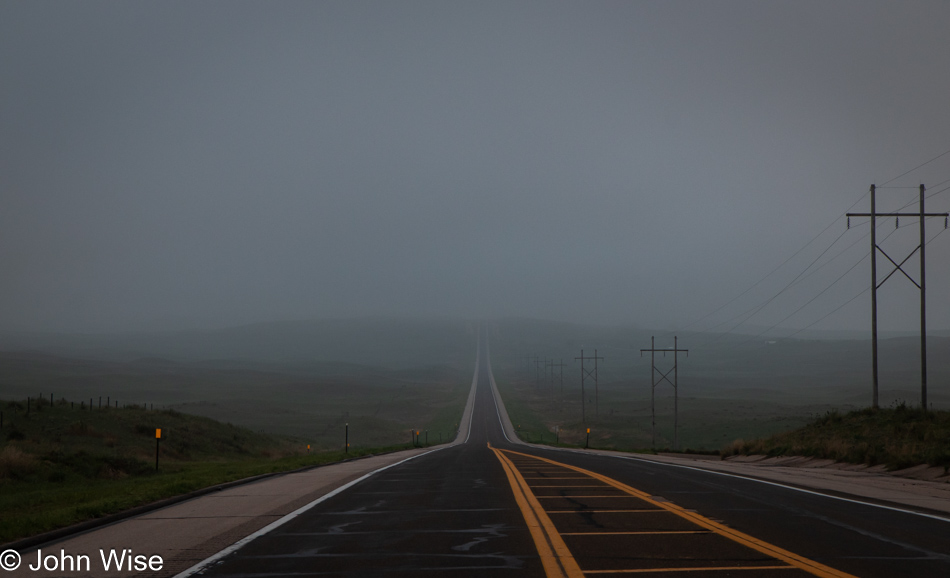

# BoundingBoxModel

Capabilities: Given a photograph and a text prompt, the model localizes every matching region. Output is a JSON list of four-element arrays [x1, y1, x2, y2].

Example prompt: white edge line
[[483, 342, 950, 524], [173, 448, 445, 578], [172, 335, 489, 578], [522, 443, 950, 524], [614, 454, 950, 524], [463, 340, 478, 444], [484, 340, 512, 444]]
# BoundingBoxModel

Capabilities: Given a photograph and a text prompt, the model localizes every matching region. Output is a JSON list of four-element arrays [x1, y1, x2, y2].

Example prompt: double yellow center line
[[489, 444, 857, 578]]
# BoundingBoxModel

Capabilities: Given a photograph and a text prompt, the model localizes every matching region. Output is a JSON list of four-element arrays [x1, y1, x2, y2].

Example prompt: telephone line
[[697, 226, 852, 339], [678, 191, 869, 333], [681, 148, 950, 334], [780, 224, 947, 342], [880, 148, 950, 186], [708, 220, 912, 349]]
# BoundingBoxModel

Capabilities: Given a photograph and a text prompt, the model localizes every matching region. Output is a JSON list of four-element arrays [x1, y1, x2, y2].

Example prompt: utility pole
[[641, 336, 688, 450], [847, 184, 947, 409], [551, 358, 566, 394], [534, 356, 544, 389], [575, 349, 603, 425]]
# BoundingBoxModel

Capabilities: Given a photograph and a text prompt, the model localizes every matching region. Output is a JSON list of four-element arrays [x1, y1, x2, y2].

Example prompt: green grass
[[0, 397, 420, 544], [0, 351, 473, 450], [492, 375, 815, 451], [721, 404, 950, 471]]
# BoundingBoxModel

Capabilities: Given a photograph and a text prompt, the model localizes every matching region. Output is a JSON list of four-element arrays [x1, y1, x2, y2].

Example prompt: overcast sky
[[2, 1, 949, 334]]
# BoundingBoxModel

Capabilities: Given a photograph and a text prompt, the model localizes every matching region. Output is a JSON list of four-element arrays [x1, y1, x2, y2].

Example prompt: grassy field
[[0, 320, 477, 542], [494, 375, 816, 451], [722, 404, 950, 470], [487, 318, 950, 453], [0, 397, 439, 544], [0, 350, 473, 450]]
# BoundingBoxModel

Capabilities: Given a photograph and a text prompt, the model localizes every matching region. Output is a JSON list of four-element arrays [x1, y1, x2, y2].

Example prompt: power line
[[782, 287, 870, 340], [677, 191, 870, 333], [781, 224, 948, 342], [699, 227, 852, 339], [680, 150, 950, 336], [721, 217, 918, 348], [701, 220, 908, 350], [880, 147, 950, 186], [744, 252, 869, 342]]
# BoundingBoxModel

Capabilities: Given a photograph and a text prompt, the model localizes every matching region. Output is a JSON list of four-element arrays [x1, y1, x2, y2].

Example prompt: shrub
[[0, 446, 37, 479]]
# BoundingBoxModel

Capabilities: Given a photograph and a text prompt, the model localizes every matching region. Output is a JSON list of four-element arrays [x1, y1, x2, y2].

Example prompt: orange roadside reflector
[[156, 428, 162, 439], [586, 428, 590, 433]]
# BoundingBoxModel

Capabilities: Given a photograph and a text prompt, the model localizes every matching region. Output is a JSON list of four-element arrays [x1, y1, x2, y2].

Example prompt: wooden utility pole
[[847, 184, 947, 409], [641, 336, 688, 450], [575, 349, 603, 425], [534, 356, 545, 389], [550, 358, 567, 394]]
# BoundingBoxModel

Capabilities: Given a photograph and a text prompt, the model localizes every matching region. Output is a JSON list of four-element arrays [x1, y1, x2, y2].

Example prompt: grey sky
[[2, 1, 949, 334]]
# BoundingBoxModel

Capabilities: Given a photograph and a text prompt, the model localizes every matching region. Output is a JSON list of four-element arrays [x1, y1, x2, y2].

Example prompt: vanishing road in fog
[[190, 338, 949, 578]]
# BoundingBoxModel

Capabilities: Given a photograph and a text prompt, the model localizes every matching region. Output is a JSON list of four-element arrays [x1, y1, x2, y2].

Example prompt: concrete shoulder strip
[[173, 448, 445, 578]]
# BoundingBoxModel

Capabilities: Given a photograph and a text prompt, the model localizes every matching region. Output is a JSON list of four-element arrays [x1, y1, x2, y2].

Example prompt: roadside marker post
[[155, 428, 162, 470], [586, 427, 590, 449], [345, 423, 349, 454]]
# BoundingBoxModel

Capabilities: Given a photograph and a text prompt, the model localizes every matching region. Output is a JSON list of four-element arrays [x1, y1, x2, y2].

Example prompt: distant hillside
[[488, 317, 950, 406], [0, 317, 477, 369], [721, 405, 950, 471]]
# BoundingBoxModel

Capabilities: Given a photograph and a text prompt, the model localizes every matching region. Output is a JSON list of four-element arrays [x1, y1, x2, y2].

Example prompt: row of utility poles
[[523, 339, 689, 450], [517, 182, 947, 451]]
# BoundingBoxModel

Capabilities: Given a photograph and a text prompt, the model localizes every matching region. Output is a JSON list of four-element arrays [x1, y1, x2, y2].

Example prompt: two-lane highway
[[193, 338, 950, 577]]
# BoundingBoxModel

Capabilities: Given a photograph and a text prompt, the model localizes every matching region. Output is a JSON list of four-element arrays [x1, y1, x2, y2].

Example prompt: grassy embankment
[[493, 375, 811, 452], [0, 398, 432, 544], [721, 404, 950, 471], [496, 374, 950, 471]]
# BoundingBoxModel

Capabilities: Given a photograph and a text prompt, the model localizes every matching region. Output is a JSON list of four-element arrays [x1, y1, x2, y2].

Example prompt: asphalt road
[[196, 340, 950, 578]]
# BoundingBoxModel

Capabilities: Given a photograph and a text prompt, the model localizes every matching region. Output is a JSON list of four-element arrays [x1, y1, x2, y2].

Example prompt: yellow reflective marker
[[586, 428, 590, 433], [155, 428, 161, 439]]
